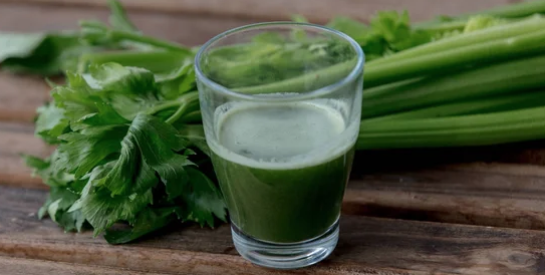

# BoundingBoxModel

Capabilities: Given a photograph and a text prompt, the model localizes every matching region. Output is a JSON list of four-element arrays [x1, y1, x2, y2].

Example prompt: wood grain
[[0, 122, 51, 157], [0, 122, 51, 189], [1, 185, 544, 275], [0, 2, 257, 46], [0, 72, 48, 123], [0, 154, 44, 189], [345, 163, 545, 229], [2, 122, 545, 229], [0, 257, 171, 275], [0, 0, 519, 23]]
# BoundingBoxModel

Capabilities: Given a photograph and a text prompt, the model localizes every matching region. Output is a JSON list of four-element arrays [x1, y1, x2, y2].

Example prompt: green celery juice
[[208, 99, 358, 243]]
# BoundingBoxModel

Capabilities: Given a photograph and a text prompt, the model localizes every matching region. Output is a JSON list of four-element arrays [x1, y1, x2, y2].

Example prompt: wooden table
[[2, 0, 545, 274]]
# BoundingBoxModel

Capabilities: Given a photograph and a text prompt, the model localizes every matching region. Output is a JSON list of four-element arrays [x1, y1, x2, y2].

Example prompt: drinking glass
[[195, 22, 364, 269]]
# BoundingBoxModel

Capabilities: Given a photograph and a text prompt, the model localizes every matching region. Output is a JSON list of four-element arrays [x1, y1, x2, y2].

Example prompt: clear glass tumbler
[[195, 22, 364, 269]]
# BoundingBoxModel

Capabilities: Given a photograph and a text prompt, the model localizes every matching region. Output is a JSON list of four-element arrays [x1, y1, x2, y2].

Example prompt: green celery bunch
[[18, 1, 224, 244], [26, 62, 224, 244]]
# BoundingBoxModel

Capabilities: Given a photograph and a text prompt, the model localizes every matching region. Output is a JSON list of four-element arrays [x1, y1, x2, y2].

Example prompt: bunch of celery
[[202, 3, 545, 149], [357, 8, 545, 149]]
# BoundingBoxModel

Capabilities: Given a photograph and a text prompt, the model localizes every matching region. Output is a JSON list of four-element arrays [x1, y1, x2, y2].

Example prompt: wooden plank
[[0, 123, 46, 189], [6, 150, 545, 228], [0, 73, 48, 123], [0, 0, 518, 23], [5, 158, 545, 229], [0, 2, 257, 46], [343, 146, 545, 229], [0, 122, 51, 189], [0, 256, 170, 275], [1, 185, 544, 275], [2, 123, 545, 229], [0, 122, 51, 157], [345, 163, 545, 230], [0, 154, 44, 189]]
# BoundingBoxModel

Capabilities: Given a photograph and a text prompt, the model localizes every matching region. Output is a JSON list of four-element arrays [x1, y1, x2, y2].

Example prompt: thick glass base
[[231, 221, 339, 269]]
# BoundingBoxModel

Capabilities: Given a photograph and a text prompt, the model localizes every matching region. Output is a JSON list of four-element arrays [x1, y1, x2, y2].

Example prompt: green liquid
[[209, 101, 357, 243]]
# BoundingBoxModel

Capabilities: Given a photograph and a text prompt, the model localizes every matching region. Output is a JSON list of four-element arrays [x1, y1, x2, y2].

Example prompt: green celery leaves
[[107, 0, 139, 33], [104, 207, 177, 244], [327, 12, 432, 61], [27, 61, 225, 243], [7, 0, 219, 245], [181, 167, 227, 227], [35, 103, 69, 144]]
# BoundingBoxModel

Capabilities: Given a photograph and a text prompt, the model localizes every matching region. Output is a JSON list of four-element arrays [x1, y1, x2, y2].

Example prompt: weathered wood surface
[[0, 2, 258, 45], [0, 0, 522, 23], [3, 121, 545, 231], [2, 185, 545, 275], [2, 1, 545, 274], [0, 257, 170, 275]]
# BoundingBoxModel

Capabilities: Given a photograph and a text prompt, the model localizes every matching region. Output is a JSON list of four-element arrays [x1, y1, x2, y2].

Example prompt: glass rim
[[194, 21, 365, 102]]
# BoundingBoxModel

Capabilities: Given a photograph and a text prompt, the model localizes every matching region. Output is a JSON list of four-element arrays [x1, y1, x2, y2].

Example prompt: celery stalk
[[235, 58, 357, 94], [362, 54, 545, 118], [357, 106, 545, 149], [80, 21, 191, 54], [415, 0, 545, 28], [460, 0, 545, 19], [358, 120, 545, 149], [361, 106, 545, 132], [414, 20, 468, 33], [362, 91, 545, 122], [371, 15, 545, 66], [231, 27, 545, 96], [365, 28, 545, 87], [180, 111, 202, 123], [78, 50, 189, 74]]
